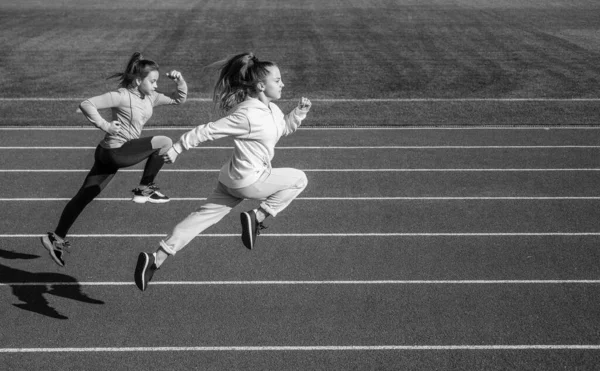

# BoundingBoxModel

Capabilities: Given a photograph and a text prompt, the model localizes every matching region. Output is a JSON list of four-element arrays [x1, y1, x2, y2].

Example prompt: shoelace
[[147, 183, 167, 197], [256, 222, 267, 236], [132, 183, 161, 195]]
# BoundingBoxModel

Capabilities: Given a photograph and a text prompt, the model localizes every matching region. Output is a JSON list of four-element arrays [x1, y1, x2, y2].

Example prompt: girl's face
[[137, 70, 159, 96], [261, 66, 284, 101]]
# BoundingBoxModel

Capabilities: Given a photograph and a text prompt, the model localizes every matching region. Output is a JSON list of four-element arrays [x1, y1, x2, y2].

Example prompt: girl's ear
[[135, 77, 142, 87], [257, 81, 265, 92]]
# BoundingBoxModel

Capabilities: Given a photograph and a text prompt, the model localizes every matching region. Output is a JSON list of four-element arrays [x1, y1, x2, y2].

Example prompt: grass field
[[3, 1, 600, 370], [1, 0, 600, 126]]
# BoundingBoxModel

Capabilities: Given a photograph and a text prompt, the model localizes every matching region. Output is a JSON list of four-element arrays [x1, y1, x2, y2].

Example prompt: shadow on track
[[1, 248, 104, 320]]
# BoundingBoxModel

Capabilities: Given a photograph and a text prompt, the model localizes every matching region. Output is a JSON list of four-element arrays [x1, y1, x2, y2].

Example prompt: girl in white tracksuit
[[135, 52, 312, 291]]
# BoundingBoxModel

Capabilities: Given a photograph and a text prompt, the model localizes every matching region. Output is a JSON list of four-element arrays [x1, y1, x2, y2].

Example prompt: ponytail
[[107, 52, 160, 88], [212, 52, 275, 113]]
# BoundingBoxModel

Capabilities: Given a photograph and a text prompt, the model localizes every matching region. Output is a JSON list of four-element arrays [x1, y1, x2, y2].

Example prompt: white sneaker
[[40, 232, 70, 266], [131, 183, 170, 204]]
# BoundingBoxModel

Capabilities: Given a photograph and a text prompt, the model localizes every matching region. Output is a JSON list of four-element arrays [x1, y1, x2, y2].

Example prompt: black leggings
[[55, 137, 166, 238]]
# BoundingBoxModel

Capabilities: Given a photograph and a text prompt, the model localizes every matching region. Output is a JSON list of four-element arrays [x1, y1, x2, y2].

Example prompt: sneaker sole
[[132, 196, 170, 204], [146, 198, 170, 204], [132, 196, 149, 204], [40, 235, 65, 267], [134, 253, 150, 291], [240, 212, 253, 250]]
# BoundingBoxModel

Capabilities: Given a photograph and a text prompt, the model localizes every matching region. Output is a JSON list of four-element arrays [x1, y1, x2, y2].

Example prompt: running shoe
[[240, 210, 267, 250], [134, 252, 158, 291], [131, 182, 170, 204], [40, 232, 70, 267]]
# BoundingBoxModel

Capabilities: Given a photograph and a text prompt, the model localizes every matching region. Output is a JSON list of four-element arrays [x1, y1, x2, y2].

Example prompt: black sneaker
[[40, 232, 70, 267], [134, 252, 158, 291], [240, 210, 267, 250], [132, 183, 170, 204]]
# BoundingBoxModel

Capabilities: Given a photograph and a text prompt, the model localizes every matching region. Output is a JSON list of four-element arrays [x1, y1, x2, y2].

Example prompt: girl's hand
[[166, 70, 183, 82], [298, 97, 311, 111], [162, 147, 180, 164], [105, 120, 121, 135]]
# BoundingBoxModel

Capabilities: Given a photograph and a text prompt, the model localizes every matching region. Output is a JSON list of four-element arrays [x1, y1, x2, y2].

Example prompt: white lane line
[[0, 127, 402, 131], [2, 345, 600, 352], [0, 233, 400, 238], [1, 197, 397, 201], [1, 126, 600, 131], [2, 233, 600, 238], [4, 280, 600, 287], [3, 145, 600, 149], [3, 97, 600, 102], [0, 169, 222, 173], [3, 169, 600, 173], [2, 197, 600, 201]]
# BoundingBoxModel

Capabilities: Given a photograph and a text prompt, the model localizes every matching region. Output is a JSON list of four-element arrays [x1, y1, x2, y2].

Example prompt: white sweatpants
[[159, 168, 307, 255]]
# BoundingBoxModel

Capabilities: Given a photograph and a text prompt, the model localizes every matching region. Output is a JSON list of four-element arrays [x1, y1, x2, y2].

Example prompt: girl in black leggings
[[41, 52, 187, 267]]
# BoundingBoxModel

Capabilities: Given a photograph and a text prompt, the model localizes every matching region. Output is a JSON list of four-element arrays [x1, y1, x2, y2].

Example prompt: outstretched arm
[[162, 111, 250, 164]]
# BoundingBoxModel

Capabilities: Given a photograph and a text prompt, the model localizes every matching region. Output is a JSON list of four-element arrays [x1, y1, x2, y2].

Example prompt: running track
[[2, 127, 600, 370]]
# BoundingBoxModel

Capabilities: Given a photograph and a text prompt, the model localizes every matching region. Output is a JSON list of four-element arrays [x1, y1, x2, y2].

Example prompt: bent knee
[[151, 136, 173, 155], [295, 170, 308, 189]]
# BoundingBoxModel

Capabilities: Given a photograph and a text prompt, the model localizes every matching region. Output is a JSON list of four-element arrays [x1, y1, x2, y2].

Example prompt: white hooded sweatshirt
[[172, 98, 309, 189]]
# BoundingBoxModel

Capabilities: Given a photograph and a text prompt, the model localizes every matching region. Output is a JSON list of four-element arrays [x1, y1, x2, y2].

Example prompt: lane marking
[[1, 233, 400, 238], [0, 169, 216, 172], [4, 280, 600, 287], [2, 97, 600, 102], [2, 197, 397, 201], [1, 126, 600, 131], [3, 169, 600, 173], [0, 127, 402, 131], [2, 345, 600, 352], [2, 233, 600, 238], [2, 197, 600, 201], [3, 145, 600, 149]]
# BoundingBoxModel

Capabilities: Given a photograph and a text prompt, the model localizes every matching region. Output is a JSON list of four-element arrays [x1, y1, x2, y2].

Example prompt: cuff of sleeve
[[172, 142, 185, 154], [295, 107, 309, 118], [97, 120, 110, 132], [159, 240, 177, 256]]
